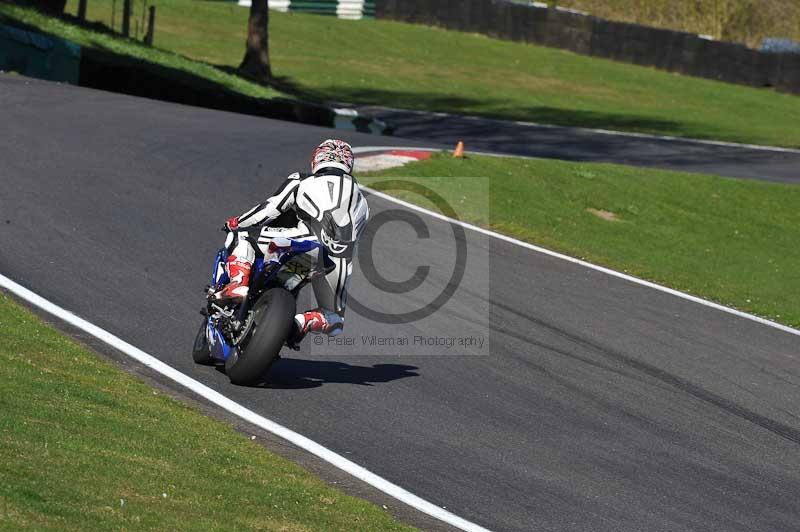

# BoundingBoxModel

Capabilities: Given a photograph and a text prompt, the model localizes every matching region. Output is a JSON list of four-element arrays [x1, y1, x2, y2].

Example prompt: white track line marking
[[354, 107, 800, 154], [357, 173, 800, 339], [354, 147, 441, 153], [0, 273, 491, 532]]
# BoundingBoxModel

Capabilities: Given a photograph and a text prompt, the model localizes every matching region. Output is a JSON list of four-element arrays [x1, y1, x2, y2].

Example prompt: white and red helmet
[[311, 139, 354, 174]]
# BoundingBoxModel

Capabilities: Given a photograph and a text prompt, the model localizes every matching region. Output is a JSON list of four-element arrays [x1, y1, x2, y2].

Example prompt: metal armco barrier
[[237, 0, 375, 19], [375, 0, 800, 94]]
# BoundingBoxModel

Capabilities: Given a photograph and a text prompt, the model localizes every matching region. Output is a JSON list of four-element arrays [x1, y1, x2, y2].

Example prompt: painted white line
[[354, 106, 800, 154], [0, 273, 491, 532], [359, 187, 800, 339], [354, 146, 441, 154], [544, 125, 800, 154]]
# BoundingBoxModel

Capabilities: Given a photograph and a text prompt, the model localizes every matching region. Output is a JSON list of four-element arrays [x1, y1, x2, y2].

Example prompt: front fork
[[206, 247, 302, 356], [208, 255, 276, 335]]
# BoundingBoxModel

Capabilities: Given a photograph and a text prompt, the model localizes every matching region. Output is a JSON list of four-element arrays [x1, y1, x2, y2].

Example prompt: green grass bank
[[50, 0, 800, 148], [0, 2, 285, 101], [545, 0, 800, 48], [3, 1, 799, 146], [0, 293, 414, 531]]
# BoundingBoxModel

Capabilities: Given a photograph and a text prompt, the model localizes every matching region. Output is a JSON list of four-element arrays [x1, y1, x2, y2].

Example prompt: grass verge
[[0, 3, 285, 101], [55, 0, 800, 148], [361, 154, 800, 328], [539, 0, 800, 48], [0, 293, 414, 531]]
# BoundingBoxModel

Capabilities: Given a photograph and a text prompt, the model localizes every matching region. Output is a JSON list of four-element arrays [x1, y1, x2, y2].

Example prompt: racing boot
[[285, 313, 311, 350], [291, 309, 344, 346], [286, 309, 343, 351], [214, 255, 252, 304], [286, 311, 320, 350]]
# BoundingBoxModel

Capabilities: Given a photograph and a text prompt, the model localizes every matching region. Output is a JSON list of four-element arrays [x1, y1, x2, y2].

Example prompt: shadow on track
[[217, 358, 420, 389]]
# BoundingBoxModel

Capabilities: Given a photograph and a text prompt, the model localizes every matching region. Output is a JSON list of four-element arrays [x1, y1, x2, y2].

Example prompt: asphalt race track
[[358, 105, 800, 184], [3, 75, 800, 531]]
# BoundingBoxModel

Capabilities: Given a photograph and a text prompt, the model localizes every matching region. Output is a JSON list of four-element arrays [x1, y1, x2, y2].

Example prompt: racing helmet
[[311, 139, 354, 174]]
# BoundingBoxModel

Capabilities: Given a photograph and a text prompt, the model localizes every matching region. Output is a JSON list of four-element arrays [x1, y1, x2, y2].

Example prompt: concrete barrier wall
[[375, 0, 800, 94], [0, 23, 81, 84]]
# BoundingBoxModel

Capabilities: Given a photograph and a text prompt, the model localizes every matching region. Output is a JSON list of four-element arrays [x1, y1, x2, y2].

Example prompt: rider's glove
[[222, 216, 239, 232]]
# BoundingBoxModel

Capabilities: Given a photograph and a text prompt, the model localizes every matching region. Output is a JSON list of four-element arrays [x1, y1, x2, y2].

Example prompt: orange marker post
[[453, 141, 465, 158]]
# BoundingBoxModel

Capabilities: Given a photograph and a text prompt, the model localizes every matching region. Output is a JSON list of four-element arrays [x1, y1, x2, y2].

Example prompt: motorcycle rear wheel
[[225, 287, 296, 385]]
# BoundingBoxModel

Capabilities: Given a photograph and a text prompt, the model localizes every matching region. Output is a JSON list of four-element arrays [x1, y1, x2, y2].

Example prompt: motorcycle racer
[[216, 139, 369, 341]]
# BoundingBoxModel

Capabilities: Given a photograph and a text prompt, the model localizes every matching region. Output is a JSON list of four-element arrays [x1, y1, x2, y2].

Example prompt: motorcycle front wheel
[[191, 320, 213, 365]]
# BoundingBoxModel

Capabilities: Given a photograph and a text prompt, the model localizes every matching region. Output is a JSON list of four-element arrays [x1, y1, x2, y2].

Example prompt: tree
[[239, 0, 271, 83]]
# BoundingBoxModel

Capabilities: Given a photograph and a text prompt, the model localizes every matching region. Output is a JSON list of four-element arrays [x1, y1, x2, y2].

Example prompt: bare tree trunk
[[239, 0, 271, 83]]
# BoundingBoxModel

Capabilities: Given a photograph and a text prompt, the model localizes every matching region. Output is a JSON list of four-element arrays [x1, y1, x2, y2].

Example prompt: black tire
[[225, 288, 296, 385], [192, 319, 213, 365]]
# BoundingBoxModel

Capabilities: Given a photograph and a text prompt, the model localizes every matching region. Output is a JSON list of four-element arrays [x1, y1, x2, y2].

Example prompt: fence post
[[122, 0, 132, 37], [144, 6, 156, 46], [77, 0, 87, 21]]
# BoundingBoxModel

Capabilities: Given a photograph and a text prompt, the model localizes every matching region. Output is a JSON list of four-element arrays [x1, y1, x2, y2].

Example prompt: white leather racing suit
[[226, 168, 369, 336]]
